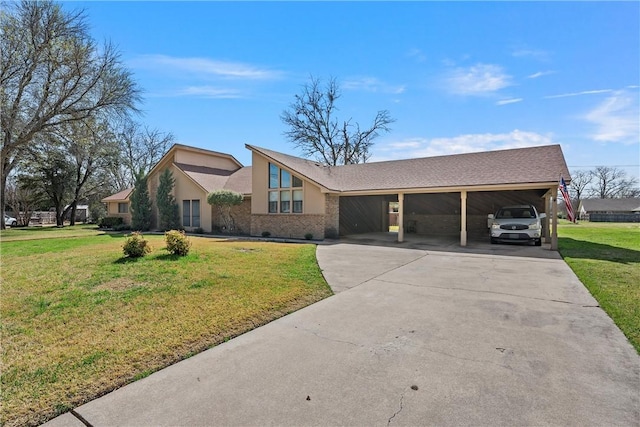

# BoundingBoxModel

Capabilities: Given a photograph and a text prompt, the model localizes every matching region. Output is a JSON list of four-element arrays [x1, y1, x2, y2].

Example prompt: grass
[[0, 226, 332, 427], [557, 221, 640, 353]]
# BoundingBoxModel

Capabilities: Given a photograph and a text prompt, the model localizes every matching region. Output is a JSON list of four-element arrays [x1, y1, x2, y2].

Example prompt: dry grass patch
[[1, 233, 332, 426]]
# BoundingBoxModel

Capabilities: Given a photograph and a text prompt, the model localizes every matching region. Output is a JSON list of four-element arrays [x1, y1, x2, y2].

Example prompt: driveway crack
[[294, 326, 362, 347], [387, 392, 405, 426]]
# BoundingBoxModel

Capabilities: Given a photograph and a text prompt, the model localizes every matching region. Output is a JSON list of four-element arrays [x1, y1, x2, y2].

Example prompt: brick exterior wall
[[212, 199, 251, 235], [324, 194, 340, 238], [251, 214, 325, 239], [250, 194, 341, 240]]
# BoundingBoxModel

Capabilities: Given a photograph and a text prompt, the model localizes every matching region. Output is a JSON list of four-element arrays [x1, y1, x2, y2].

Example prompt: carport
[[339, 186, 560, 248], [332, 145, 570, 250]]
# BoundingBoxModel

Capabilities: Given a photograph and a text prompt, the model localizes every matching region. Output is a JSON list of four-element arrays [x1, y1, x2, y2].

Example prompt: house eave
[[323, 181, 560, 196]]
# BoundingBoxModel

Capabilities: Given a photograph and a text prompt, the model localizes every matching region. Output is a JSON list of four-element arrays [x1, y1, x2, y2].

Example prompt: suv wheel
[[535, 239, 542, 246], [490, 237, 497, 244]]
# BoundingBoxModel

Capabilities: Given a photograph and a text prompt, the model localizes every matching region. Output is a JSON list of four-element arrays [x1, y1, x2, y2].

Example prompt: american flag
[[559, 177, 576, 223]]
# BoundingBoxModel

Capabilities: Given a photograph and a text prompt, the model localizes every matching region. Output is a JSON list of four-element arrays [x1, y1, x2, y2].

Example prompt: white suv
[[488, 205, 545, 246]]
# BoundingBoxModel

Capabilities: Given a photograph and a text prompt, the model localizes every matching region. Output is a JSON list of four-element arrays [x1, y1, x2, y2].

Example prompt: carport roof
[[247, 144, 570, 193]]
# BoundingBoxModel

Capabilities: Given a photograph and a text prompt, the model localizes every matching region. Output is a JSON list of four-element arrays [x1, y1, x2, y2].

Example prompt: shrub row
[[98, 216, 123, 228]]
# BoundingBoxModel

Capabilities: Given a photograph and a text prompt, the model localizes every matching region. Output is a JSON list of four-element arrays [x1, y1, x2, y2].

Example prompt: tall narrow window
[[268, 191, 278, 213], [192, 200, 200, 227], [280, 191, 291, 213], [293, 190, 303, 213], [280, 169, 291, 188], [182, 200, 191, 227], [269, 163, 279, 189]]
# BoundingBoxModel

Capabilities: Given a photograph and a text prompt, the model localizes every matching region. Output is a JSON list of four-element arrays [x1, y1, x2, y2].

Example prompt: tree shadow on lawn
[[114, 253, 183, 263], [558, 237, 640, 264]]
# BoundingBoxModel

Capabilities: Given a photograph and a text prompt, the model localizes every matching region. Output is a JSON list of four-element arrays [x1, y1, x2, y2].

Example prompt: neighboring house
[[102, 188, 133, 225], [103, 143, 571, 246], [578, 198, 640, 222]]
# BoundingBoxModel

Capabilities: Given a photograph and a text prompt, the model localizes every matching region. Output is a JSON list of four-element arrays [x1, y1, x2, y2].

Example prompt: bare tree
[[106, 118, 174, 191], [0, 0, 140, 228], [568, 170, 593, 202], [589, 166, 639, 198], [281, 76, 394, 165]]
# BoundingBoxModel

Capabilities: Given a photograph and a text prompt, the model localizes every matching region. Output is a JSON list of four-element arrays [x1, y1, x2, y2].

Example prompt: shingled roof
[[579, 198, 640, 212], [247, 144, 570, 193], [174, 163, 252, 195], [101, 188, 133, 202]]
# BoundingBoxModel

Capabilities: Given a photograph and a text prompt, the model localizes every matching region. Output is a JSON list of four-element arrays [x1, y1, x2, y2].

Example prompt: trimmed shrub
[[122, 232, 152, 258], [304, 233, 313, 240], [261, 231, 271, 237], [193, 227, 205, 234], [165, 230, 191, 256], [113, 224, 132, 231], [98, 216, 123, 228]]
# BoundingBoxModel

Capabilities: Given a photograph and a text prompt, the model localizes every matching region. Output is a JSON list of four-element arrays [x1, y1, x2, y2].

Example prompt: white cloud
[[444, 63, 512, 96], [407, 48, 427, 62], [528, 70, 555, 79], [496, 98, 523, 106], [373, 130, 554, 161], [343, 76, 406, 94], [544, 89, 612, 99], [175, 86, 243, 98], [584, 90, 639, 144], [512, 48, 551, 61], [131, 54, 282, 80]]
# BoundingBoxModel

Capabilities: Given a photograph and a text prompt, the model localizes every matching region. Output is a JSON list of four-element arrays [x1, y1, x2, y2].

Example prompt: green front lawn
[[558, 221, 640, 353], [0, 227, 332, 427]]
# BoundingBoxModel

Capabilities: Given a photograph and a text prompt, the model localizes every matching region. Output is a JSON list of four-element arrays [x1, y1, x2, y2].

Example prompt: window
[[183, 200, 200, 227], [267, 163, 303, 214], [118, 203, 129, 214], [269, 191, 278, 213], [192, 200, 200, 227], [280, 191, 290, 213], [293, 190, 303, 213], [182, 200, 191, 227]]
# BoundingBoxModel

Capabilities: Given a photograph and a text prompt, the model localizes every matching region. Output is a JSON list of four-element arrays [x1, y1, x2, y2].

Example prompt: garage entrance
[[338, 189, 552, 244]]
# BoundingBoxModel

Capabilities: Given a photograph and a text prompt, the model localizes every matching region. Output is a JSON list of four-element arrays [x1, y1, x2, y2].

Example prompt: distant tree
[[281, 76, 394, 165], [106, 118, 175, 191], [130, 172, 152, 231], [207, 190, 243, 233], [0, 0, 140, 228], [568, 170, 593, 202], [588, 166, 640, 198], [4, 174, 48, 226], [20, 147, 74, 227], [156, 169, 180, 231]]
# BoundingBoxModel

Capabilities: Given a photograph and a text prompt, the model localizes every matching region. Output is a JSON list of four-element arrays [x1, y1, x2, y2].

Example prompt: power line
[[568, 165, 639, 168]]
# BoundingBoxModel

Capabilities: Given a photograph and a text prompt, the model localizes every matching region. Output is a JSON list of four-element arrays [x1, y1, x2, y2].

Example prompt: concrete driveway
[[46, 243, 639, 426]]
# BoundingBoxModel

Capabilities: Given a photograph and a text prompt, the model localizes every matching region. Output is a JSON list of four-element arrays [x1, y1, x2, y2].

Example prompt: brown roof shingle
[[174, 163, 252, 195], [247, 144, 571, 192], [101, 188, 133, 202]]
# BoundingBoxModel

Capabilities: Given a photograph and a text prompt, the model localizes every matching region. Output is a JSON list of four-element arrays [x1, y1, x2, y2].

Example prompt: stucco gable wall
[[175, 149, 239, 171], [148, 164, 211, 232]]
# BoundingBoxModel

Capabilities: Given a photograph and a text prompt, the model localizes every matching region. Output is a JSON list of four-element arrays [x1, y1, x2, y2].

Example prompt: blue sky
[[69, 1, 639, 180]]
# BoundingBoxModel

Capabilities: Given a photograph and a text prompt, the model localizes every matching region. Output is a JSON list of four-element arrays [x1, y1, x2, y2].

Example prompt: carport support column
[[397, 192, 404, 243], [551, 191, 558, 250], [460, 190, 467, 247]]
